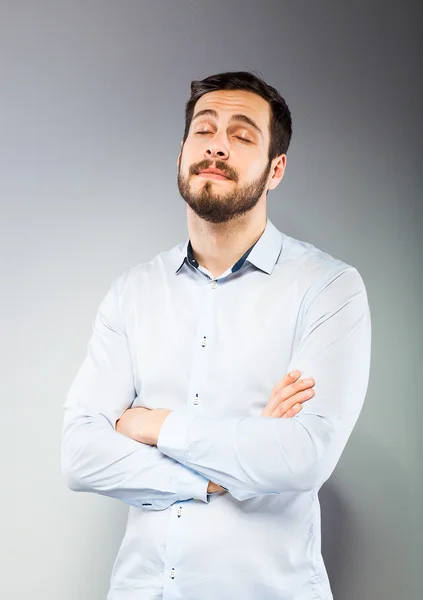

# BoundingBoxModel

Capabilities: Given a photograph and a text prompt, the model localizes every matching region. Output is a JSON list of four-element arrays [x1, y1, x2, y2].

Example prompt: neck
[[186, 205, 267, 279]]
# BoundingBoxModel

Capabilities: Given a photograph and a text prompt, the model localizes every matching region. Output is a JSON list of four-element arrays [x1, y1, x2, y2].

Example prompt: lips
[[198, 168, 231, 179]]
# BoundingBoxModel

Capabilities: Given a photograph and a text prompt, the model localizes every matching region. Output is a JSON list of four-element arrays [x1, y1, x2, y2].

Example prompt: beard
[[177, 157, 272, 224]]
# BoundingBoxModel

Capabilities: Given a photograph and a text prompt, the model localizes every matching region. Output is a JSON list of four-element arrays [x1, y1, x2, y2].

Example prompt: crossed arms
[[60, 266, 371, 508]]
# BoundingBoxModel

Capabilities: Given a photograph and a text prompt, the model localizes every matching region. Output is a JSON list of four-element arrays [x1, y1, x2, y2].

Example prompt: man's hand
[[207, 480, 226, 493], [116, 406, 172, 446], [261, 370, 315, 418]]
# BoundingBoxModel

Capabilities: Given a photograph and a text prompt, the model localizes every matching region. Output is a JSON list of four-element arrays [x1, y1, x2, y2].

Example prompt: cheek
[[180, 144, 197, 171], [178, 153, 191, 176], [241, 158, 264, 181]]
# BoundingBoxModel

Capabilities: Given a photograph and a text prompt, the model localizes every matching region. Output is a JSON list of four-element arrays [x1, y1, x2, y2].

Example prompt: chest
[[125, 270, 306, 418]]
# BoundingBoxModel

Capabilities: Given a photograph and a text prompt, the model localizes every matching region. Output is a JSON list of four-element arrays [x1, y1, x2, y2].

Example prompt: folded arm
[[60, 280, 210, 510], [157, 266, 372, 501]]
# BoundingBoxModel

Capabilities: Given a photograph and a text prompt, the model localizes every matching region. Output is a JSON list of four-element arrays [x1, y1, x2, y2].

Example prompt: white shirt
[[61, 217, 372, 599]]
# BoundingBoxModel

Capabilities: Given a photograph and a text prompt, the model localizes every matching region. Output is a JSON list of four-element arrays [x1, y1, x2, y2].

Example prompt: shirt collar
[[174, 217, 283, 276]]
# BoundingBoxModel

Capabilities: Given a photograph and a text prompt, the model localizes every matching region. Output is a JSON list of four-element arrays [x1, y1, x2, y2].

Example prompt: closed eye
[[195, 132, 252, 144]]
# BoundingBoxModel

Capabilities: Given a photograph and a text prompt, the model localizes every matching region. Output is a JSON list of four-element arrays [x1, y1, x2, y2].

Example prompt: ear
[[267, 154, 287, 191]]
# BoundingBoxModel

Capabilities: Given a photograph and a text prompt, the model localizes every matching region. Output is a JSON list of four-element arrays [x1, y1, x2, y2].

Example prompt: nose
[[204, 136, 229, 161]]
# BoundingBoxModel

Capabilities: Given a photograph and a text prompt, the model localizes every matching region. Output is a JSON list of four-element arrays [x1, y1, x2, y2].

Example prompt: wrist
[[139, 408, 172, 446]]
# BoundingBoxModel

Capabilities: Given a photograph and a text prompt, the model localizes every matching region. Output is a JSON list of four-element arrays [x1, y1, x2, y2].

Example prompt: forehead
[[193, 89, 270, 130]]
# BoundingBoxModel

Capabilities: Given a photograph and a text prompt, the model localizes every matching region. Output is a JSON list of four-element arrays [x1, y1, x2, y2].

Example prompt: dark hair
[[182, 71, 292, 161]]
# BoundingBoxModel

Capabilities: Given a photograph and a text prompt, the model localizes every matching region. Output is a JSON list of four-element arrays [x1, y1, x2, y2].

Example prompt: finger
[[277, 377, 315, 403], [262, 371, 302, 417], [266, 376, 314, 416], [272, 388, 314, 418], [268, 370, 302, 409], [263, 372, 300, 417], [281, 403, 302, 418], [270, 370, 301, 396]]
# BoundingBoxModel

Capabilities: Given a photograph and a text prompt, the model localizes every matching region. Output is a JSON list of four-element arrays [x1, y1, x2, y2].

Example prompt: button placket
[[185, 277, 216, 425], [164, 277, 217, 591]]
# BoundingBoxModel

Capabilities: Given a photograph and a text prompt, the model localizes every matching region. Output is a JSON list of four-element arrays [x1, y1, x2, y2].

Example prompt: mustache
[[189, 160, 238, 182]]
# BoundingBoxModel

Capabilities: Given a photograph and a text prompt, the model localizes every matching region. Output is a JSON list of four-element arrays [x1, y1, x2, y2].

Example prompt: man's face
[[177, 89, 274, 224]]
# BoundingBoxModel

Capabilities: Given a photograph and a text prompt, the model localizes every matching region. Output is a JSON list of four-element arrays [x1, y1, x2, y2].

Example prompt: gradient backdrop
[[2, 1, 422, 599]]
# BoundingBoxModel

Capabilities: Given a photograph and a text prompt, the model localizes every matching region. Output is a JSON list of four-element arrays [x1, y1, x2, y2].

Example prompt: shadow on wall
[[320, 425, 414, 600]]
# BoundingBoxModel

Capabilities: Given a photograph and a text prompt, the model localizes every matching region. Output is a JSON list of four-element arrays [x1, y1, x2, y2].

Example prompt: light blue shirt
[[61, 217, 372, 600]]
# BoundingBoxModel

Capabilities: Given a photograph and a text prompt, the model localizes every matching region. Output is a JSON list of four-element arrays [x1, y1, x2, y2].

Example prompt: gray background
[[3, 1, 422, 599]]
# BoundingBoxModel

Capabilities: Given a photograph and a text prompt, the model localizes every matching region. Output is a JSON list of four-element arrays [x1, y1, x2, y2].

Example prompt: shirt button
[[177, 506, 183, 517], [169, 568, 176, 579], [211, 280, 218, 289]]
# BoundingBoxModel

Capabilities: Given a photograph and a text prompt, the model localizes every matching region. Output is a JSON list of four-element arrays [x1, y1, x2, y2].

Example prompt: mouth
[[197, 169, 231, 180]]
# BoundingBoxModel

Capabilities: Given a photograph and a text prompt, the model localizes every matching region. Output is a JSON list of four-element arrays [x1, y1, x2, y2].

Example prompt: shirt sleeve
[[61, 279, 210, 510], [157, 266, 372, 502]]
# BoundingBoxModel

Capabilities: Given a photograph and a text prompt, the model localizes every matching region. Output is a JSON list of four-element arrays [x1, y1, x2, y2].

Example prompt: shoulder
[[278, 232, 367, 303], [109, 242, 180, 302]]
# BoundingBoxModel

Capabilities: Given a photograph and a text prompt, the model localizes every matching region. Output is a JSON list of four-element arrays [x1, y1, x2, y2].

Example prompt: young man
[[61, 71, 371, 600]]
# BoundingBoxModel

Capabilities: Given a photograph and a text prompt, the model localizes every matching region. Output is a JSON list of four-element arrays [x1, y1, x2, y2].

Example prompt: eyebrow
[[191, 108, 263, 138]]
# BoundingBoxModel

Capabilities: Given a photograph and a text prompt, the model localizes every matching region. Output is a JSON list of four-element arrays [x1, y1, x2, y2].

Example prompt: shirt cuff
[[157, 409, 197, 463], [175, 461, 210, 504], [158, 409, 210, 503]]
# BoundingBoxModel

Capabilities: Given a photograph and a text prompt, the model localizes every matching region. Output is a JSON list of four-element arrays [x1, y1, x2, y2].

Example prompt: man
[[61, 71, 371, 600]]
